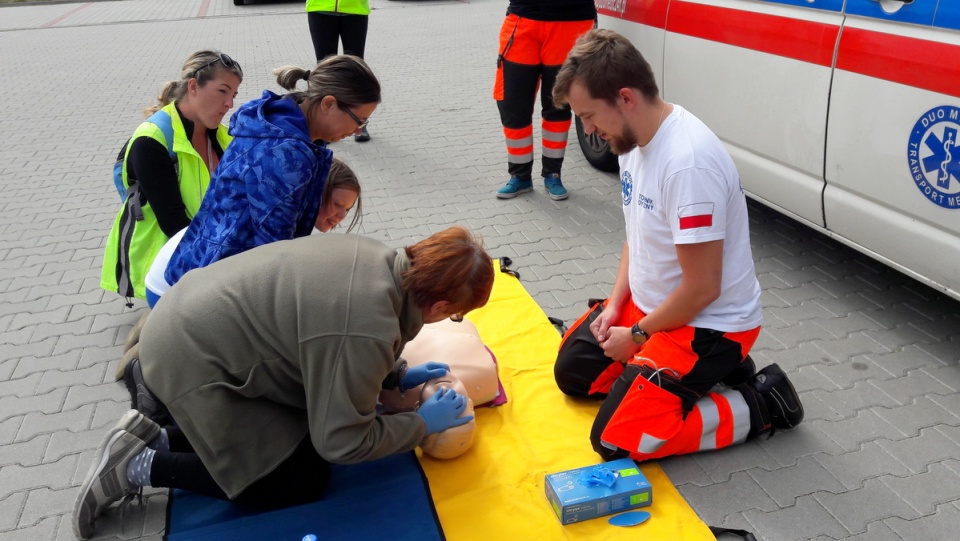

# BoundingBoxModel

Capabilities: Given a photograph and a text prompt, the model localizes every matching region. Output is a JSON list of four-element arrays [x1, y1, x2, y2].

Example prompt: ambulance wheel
[[576, 116, 619, 173], [234, 0, 245, 5]]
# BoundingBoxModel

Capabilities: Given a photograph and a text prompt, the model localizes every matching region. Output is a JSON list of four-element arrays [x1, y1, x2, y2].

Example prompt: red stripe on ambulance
[[665, 1, 838, 67], [836, 28, 960, 99], [599, 0, 960, 99]]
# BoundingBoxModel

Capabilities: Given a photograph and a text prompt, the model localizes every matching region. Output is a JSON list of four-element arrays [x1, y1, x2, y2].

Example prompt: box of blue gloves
[[545, 458, 652, 524]]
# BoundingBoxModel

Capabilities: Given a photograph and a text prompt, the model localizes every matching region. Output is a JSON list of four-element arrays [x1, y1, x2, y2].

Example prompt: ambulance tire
[[234, 0, 245, 5], [576, 116, 619, 173]]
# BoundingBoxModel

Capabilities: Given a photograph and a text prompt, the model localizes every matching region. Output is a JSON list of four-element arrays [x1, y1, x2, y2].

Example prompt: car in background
[[581, 0, 960, 301]]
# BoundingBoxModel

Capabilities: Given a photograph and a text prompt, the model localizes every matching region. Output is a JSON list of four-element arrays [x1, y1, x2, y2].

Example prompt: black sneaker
[[750, 363, 803, 429], [122, 358, 171, 426], [722, 355, 756, 387]]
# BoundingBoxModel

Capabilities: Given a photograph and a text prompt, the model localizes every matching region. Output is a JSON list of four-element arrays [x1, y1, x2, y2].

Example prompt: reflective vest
[[306, 0, 370, 16], [100, 102, 231, 299]]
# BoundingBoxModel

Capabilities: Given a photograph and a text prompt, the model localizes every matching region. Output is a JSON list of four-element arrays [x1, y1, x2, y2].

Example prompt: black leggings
[[308, 12, 368, 61], [151, 426, 331, 508]]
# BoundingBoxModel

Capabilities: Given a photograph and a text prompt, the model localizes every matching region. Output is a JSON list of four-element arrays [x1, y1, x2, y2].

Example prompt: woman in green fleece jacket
[[73, 227, 494, 539]]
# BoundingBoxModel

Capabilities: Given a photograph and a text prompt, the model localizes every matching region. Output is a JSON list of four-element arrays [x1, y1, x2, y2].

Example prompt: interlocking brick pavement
[[1, 0, 958, 539]]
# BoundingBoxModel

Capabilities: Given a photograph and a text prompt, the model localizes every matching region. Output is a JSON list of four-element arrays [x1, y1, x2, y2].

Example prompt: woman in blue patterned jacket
[[164, 54, 380, 288]]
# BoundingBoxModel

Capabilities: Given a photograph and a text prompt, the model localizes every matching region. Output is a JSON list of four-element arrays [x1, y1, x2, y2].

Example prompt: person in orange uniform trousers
[[493, 0, 596, 201]]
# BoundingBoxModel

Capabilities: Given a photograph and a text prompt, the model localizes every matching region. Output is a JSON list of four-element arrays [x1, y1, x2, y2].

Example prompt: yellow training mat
[[417, 265, 714, 539]]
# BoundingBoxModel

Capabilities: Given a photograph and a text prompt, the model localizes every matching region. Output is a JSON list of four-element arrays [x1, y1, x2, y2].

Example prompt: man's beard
[[607, 124, 638, 155]]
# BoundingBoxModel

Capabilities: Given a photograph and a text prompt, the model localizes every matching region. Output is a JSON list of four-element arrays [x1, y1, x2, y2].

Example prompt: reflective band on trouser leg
[[541, 119, 570, 160], [697, 389, 751, 451], [116, 199, 137, 298], [599, 375, 685, 459], [601, 381, 751, 460], [638, 433, 668, 455], [504, 125, 534, 165]]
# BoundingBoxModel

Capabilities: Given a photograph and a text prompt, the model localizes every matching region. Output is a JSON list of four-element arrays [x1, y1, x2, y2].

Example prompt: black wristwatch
[[631, 322, 649, 344]]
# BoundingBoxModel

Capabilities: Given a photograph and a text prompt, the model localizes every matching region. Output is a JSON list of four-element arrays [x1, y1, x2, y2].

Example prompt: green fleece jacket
[[139, 234, 426, 498]]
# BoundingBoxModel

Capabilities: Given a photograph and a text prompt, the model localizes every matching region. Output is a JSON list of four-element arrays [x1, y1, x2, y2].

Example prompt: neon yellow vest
[[100, 102, 231, 299], [306, 0, 370, 16]]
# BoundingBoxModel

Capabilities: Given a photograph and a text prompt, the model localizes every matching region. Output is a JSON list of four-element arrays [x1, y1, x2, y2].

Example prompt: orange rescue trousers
[[554, 299, 760, 461]]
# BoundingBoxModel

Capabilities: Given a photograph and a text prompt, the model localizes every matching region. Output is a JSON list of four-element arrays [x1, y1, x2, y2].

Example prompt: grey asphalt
[[1, 0, 959, 539]]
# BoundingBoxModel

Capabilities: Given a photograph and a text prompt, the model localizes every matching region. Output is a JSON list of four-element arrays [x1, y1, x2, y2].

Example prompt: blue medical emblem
[[908, 105, 960, 209], [622, 170, 633, 206]]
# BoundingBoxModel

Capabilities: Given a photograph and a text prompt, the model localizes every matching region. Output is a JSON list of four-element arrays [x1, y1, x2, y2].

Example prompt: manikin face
[[566, 80, 638, 155], [185, 72, 242, 130], [315, 187, 358, 232]]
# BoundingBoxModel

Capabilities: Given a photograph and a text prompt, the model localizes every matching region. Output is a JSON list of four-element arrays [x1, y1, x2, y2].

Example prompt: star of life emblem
[[908, 105, 960, 210], [622, 170, 633, 206]]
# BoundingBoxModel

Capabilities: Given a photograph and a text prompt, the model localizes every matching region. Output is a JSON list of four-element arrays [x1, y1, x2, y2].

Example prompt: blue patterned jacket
[[165, 90, 333, 287]]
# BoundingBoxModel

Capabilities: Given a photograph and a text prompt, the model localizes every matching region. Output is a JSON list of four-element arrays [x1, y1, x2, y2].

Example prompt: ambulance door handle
[[868, 0, 914, 4]]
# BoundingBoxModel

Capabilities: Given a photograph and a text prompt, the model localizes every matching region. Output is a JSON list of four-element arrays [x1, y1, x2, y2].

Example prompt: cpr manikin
[[380, 318, 501, 459]]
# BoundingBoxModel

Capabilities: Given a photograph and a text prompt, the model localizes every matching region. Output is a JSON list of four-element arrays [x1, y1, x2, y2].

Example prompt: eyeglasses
[[193, 53, 242, 77], [338, 103, 368, 130]]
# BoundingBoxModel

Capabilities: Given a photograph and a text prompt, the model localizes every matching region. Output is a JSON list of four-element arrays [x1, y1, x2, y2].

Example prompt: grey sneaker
[[73, 429, 146, 539], [114, 409, 160, 445], [544, 174, 568, 200], [496, 177, 533, 199]]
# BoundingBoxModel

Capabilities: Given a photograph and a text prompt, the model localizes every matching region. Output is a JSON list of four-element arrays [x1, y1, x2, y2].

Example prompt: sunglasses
[[450, 312, 464, 323], [338, 103, 369, 130], [193, 53, 242, 77]]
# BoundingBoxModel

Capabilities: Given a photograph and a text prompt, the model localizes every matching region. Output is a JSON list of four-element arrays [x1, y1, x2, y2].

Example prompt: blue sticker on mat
[[608, 510, 651, 527]]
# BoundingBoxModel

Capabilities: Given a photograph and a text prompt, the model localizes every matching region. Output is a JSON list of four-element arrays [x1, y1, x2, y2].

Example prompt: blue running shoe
[[544, 174, 569, 201], [496, 177, 533, 199]]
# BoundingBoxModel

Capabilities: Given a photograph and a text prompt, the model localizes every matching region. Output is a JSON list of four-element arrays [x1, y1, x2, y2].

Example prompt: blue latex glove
[[402, 361, 449, 390], [417, 388, 473, 434]]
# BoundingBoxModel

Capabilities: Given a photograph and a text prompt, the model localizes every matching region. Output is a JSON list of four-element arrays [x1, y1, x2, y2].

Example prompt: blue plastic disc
[[608, 510, 651, 527]]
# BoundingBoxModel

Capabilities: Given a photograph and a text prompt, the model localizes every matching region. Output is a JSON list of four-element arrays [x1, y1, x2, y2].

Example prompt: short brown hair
[[402, 227, 494, 315], [553, 29, 659, 108]]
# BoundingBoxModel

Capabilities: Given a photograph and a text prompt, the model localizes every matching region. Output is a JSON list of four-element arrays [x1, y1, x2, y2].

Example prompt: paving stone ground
[[1, 1, 959, 539]]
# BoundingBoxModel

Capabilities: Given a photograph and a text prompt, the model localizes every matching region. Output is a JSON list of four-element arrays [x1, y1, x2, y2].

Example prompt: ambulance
[[579, 0, 960, 301]]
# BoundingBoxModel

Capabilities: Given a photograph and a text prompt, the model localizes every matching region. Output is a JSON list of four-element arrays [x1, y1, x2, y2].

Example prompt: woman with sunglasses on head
[[101, 51, 243, 304], [162, 54, 380, 292]]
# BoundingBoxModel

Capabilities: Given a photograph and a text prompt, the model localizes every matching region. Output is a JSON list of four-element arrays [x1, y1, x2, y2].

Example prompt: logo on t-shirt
[[678, 202, 714, 230], [621, 170, 633, 206]]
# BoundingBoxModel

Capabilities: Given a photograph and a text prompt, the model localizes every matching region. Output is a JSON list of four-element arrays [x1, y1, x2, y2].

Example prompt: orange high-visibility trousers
[[494, 14, 594, 179], [554, 298, 759, 461]]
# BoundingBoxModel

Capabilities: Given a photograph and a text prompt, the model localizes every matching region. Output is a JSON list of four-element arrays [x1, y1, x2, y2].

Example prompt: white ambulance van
[[579, 0, 960, 301]]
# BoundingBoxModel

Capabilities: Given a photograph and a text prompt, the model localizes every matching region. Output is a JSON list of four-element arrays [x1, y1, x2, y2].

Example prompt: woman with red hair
[[74, 227, 493, 539]]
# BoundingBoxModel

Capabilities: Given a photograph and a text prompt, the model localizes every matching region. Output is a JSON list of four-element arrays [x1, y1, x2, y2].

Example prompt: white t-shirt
[[144, 228, 186, 298], [619, 105, 762, 332]]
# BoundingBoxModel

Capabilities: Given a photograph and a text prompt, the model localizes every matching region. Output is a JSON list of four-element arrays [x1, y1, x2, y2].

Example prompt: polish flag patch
[[678, 203, 714, 230]]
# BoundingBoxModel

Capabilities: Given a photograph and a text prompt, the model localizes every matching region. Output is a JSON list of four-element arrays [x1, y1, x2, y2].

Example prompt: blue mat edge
[[163, 451, 447, 541]]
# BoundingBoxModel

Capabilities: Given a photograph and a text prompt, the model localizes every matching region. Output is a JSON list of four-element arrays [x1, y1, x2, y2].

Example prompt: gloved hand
[[402, 361, 449, 390], [417, 388, 473, 435]]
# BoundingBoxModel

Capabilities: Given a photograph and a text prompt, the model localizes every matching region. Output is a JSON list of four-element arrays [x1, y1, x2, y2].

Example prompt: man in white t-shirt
[[551, 29, 803, 462]]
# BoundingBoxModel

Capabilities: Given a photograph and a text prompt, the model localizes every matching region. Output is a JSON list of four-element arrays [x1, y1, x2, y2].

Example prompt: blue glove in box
[[544, 458, 652, 525]]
